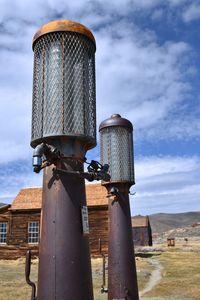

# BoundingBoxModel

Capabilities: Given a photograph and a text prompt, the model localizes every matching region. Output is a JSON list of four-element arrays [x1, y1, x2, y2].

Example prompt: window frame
[[0, 222, 7, 244], [28, 221, 40, 244]]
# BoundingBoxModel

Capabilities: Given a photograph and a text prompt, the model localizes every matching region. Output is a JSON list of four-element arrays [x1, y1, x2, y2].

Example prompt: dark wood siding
[[0, 209, 40, 259], [0, 208, 11, 246], [0, 205, 109, 259], [0, 205, 153, 259], [132, 226, 152, 246], [8, 210, 40, 246], [88, 205, 108, 255]]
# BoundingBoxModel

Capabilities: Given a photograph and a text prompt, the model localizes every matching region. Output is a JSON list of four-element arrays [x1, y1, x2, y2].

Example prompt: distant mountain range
[[0, 203, 7, 208], [149, 211, 200, 234], [1, 201, 199, 236]]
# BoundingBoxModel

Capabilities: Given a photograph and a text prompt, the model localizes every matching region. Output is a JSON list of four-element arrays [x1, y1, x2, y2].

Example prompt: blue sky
[[0, 0, 200, 215]]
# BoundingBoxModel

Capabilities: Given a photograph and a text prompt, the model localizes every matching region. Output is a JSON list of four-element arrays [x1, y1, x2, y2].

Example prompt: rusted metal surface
[[99, 114, 133, 131], [107, 184, 139, 300], [31, 18, 96, 300], [25, 250, 37, 300], [99, 114, 138, 299], [33, 19, 96, 48], [37, 159, 94, 300]]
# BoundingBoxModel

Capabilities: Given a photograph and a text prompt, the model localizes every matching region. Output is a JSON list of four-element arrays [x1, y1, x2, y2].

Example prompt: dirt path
[[139, 259, 162, 297]]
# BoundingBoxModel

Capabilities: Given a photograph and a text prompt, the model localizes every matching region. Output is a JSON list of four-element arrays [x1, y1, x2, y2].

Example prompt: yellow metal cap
[[33, 19, 96, 49]]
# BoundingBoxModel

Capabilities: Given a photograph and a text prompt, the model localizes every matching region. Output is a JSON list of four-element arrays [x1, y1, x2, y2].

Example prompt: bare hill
[[149, 211, 200, 234]]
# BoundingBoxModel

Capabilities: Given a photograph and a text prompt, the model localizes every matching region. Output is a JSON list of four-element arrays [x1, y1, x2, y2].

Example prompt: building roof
[[131, 216, 150, 228], [11, 188, 42, 210], [85, 184, 108, 206], [0, 204, 11, 211], [10, 184, 108, 210]]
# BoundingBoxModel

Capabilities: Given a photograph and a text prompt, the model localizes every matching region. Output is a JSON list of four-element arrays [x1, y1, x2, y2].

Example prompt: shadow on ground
[[136, 252, 161, 259]]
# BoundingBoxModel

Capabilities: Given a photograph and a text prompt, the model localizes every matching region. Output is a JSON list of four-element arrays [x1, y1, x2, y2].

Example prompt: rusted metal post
[[37, 160, 94, 299], [99, 114, 139, 300], [107, 184, 139, 300], [30, 20, 96, 300]]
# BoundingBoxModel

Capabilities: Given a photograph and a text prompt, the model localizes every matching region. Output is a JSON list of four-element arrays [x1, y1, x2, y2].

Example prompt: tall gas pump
[[99, 114, 139, 300], [26, 20, 109, 300]]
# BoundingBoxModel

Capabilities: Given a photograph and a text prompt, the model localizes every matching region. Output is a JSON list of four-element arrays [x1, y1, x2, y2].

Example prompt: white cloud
[[0, 0, 199, 215], [135, 155, 198, 179], [151, 9, 164, 21], [182, 3, 200, 22], [0, 2, 197, 164], [126, 0, 161, 10], [168, 0, 189, 7], [95, 23, 195, 139], [0, 85, 32, 163], [131, 156, 200, 214], [137, 111, 200, 140], [0, 161, 42, 203]]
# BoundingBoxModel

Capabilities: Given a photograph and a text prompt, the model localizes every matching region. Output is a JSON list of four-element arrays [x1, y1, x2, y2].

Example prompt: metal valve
[[32, 143, 60, 173]]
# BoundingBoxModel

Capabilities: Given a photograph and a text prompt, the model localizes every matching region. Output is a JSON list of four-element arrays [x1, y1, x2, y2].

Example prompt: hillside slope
[[149, 211, 200, 234]]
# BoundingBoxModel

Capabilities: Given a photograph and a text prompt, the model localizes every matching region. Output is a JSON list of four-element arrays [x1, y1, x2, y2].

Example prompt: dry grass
[[0, 257, 150, 300], [141, 246, 200, 300], [0, 245, 200, 300], [92, 258, 107, 300], [0, 258, 38, 300], [136, 255, 154, 291]]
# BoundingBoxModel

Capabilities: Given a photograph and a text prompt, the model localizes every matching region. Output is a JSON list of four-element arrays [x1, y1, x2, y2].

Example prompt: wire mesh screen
[[31, 31, 96, 149], [100, 127, 135, 183]]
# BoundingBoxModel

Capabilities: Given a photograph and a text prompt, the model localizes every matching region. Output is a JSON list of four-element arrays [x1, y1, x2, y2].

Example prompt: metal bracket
[[25, 250, 37, 300], [52, 160, 110, 182], [108, 187, 120, 196], [129, 191, 136, 196], [106, 187, 120, 204]]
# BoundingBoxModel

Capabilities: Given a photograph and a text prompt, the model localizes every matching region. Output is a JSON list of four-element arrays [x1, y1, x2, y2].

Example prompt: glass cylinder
[[99, 114, 135, 184], [31, 20, 96, 150]]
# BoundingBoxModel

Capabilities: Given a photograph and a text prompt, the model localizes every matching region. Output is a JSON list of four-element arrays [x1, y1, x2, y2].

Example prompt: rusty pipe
[[36, 159, 94, 300], [107, 184, 139, 300], [25, 250, 37, 300]]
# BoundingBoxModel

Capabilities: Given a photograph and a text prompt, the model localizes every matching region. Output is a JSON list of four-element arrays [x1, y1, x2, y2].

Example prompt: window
[[28, 221, 39, 244], [0, 222, 7, 244]]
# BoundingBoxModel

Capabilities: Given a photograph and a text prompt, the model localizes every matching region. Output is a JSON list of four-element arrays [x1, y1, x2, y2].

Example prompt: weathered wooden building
[[0, 184, 108, 259], [0, 188, 43, 259], [0, 184, 152, 259], [132, 216, 152, 246]]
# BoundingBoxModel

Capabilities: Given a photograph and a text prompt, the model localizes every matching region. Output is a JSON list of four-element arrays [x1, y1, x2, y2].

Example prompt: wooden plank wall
[[132, 227, 151, 246], [8, 211, 40, 246], [0, 210, 40, 259], [0, 206, 109, 259], [0, 244, 39, 260], [88, 206, 108, 256]]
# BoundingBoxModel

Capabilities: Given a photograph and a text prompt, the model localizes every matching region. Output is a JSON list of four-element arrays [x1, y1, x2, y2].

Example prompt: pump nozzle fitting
[[32, 143, 60, 173]]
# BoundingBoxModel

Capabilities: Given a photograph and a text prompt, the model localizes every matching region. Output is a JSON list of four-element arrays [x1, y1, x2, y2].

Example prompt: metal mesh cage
[[31, 31, 96, 149], [100, 126, 135, 184]]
